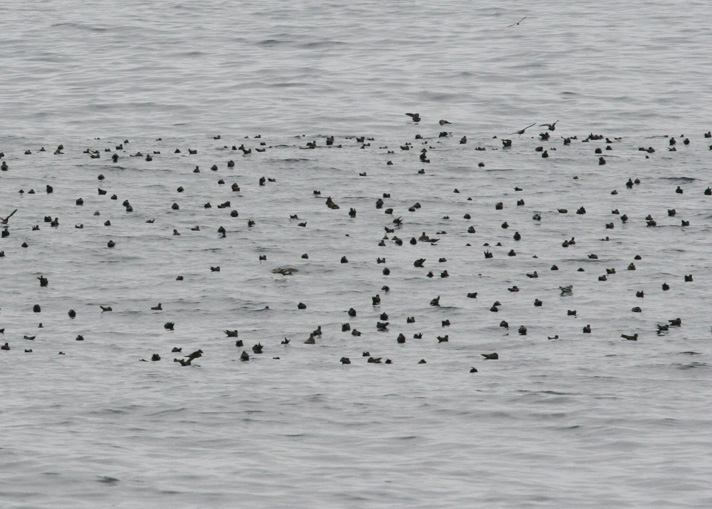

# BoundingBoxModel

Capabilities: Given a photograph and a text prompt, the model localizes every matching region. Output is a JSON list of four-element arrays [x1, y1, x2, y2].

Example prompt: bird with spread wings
[[1, 209, 17, 224]]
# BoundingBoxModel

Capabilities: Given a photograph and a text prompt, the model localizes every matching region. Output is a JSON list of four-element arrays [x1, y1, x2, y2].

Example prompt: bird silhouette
[[507, 16, 527, 27], [510, 123, 536, 135], [0, 209, 17, 224]]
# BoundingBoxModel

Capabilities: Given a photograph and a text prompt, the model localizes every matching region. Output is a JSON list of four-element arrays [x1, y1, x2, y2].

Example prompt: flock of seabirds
[[1, 114, 711, 372]]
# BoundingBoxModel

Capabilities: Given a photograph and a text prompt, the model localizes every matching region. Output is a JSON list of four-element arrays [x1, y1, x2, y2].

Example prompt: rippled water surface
[[2, 1, 712, 507]]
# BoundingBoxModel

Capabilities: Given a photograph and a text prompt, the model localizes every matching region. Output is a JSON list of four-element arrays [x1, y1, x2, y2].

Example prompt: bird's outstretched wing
[[507, 16, 527, 27], [0, 209, 17, 224], [510, 123, 535, 135]]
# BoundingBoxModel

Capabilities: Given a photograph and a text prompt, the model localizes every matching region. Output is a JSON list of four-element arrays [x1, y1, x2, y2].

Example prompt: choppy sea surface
[[2, 1, 712, 507]]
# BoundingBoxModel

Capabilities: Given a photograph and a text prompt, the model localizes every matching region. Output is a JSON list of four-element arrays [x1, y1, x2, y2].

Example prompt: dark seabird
[[0, 209, 17, 224], [507, 16, 527, 27], [186, 349, 202, 361], [510, 123, 535, 135]]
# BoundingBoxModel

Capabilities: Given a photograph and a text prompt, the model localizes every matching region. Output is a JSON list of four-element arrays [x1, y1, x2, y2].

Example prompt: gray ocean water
[[2, 1, 712, 507]]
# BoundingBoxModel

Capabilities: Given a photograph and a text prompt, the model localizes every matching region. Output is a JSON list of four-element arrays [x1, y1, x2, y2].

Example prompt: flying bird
[[510, 123, 536, 135], [1, 209, 17, 224], [507, 16, 527, 27]]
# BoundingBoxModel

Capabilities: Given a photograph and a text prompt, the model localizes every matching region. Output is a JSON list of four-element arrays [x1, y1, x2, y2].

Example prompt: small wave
[[96, 476, 120, 484], [258, 38, 291, 47], [675, 362, 708, 369], [51, 22, 110, 33]]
